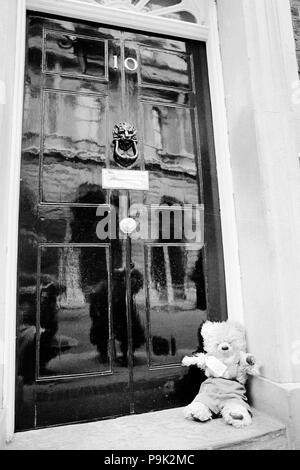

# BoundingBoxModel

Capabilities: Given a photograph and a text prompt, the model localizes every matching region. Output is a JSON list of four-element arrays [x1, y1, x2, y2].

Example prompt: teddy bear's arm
[[239, 352, 260, 376], [182, 353, 207, 370], [240, 352, 256, 367]]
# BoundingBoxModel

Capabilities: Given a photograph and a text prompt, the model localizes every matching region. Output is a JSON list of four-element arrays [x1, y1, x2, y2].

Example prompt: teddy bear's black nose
[[221, 345, 229, 350]]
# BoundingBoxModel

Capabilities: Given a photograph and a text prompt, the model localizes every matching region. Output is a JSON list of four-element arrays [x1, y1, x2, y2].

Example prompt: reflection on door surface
[[16, 14, 227, 430]]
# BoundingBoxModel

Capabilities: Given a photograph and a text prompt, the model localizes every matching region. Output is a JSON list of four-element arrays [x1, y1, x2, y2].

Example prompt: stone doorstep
[[4, 408, 287, 450]]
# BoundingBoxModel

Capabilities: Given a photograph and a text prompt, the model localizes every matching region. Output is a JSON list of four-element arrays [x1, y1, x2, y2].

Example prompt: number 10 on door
[[113, 55, 138, 71]]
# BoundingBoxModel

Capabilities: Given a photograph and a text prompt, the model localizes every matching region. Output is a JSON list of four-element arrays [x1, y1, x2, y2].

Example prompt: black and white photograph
[[0, 0, 299, 452]]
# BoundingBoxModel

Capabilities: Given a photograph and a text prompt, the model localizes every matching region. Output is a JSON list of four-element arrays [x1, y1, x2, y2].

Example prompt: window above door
[[95, 0, 197, 23], [27, 0, 210, 40]]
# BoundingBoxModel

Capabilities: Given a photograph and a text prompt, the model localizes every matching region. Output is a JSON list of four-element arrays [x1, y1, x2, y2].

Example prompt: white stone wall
[[217, 0, 300, 385], [0, 0, 19, 411]]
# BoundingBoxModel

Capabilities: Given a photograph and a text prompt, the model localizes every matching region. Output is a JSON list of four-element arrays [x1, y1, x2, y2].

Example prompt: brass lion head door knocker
[[112, 122, 139, 168]]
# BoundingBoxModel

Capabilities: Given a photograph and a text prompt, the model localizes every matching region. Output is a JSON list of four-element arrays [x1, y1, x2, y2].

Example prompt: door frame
[[3, 0, 243, 441]]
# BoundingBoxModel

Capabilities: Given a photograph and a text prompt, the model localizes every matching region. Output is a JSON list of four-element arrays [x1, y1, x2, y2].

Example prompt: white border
[[4, 0, 243, 441]]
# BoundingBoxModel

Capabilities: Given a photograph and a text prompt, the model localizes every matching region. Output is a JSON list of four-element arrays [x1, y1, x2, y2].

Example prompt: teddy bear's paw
[[182, 356, 196, 367], [221, 405, 252, 428], [245, 354, 256, 366], [184, 402, 212, 422]]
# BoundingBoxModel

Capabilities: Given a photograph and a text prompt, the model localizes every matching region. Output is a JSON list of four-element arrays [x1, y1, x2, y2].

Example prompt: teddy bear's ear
[[201, 321, 214, 338]]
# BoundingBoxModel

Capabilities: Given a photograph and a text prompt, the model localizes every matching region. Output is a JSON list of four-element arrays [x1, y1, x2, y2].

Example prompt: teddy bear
[[182, 320, 259, 428]]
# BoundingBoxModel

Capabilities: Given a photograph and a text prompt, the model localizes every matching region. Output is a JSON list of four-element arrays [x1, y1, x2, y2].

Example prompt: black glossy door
[[16, 14, 227, 431]]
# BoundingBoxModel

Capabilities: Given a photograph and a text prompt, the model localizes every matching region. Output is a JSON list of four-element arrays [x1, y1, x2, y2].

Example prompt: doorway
[[16, 13, 227, 430]]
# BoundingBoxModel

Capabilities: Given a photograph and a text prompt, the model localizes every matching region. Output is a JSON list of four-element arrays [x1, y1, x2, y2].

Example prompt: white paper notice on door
[[102, 169, 149, 191]]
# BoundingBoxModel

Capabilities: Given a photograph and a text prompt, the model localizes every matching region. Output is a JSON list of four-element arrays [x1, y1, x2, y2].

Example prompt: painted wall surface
[[217, 0, 300, 384]]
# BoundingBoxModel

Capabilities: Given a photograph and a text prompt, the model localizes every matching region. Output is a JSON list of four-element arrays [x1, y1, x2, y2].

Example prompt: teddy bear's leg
[[221, 403, 252, 428], [184, 402, 212, 422]]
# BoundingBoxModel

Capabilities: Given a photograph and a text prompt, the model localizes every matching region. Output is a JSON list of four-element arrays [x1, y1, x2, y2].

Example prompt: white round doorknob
[[119, 217, 137, 235]]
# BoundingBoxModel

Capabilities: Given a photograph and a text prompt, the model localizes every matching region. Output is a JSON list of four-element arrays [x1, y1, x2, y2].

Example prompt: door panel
[[38, 245, 110, 378], [16, 14, 227, 431], [44, 31, 108, 79], [139, 47, 192, 90], [43, 91, 108, 161], [145, 245, 206, 367], [142, 103, 199, 206]]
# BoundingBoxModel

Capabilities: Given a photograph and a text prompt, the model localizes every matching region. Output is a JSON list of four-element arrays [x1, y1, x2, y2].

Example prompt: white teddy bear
[[182, 321, 259, 428]]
